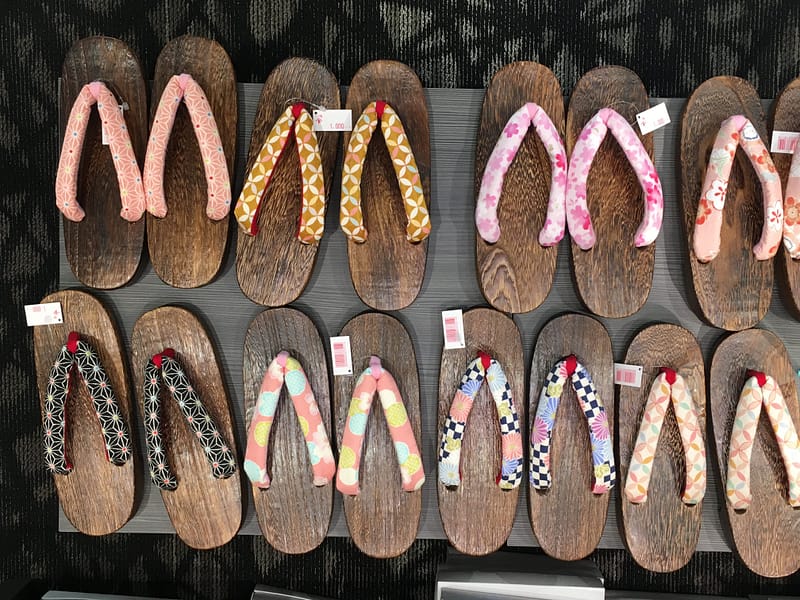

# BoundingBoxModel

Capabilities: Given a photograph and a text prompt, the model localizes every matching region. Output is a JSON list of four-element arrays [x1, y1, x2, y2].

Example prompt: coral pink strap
[[783, 150, 800, 258], [475, 103, 567, 245], [693, 116, 783, 262], [566, 107, 663, 250], [55, 81, 145, 222], [143, 74, 231, 220]]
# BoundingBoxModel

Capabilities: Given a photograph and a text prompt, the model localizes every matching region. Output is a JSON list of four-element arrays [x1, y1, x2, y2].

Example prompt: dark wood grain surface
[[681, 76, 773, 331], [710, 328, 800, 577], [236, 58, 340, 306], [334, 312, 422, 557], [566, 66, 655, 318], [475, 62, 563, 314], [343, 61, 431, 311], [130, 306, 241, 549], [528, 313, 613, 560], [61, 36, 146, 289], [242, 307, 333, 553], [146, 36, 237, 289], [437, 307, 524, 555], [33, 289, 137, 535], [618, 324, 705, 572]]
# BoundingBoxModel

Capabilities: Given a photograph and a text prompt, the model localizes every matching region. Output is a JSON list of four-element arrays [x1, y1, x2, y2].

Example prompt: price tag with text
[[25, 302, 64, 326], [614, 363, 643, 388], [441, 309, 465, 350], [313, 109, 352, 132], [636, 102, 670, 135], [771, 130, 800, 154], [330, 336, 353, 376]]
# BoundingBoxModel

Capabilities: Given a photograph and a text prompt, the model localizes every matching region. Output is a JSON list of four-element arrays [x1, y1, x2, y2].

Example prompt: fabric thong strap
[[234, 103, 325, 241], [55, 81, 145, 222], [336, 356, 425, 495], [475, 102, 567, 246], [243, 351, 335, 489], [726, 370, 800, 510], [43, 332, 132, 474], [624, 368, 706, 505], [143, 349, 236, 490], [530, 355, 616, 494], [565, 107, 663, 250], [782, 147, 800, 258], [340, 101, 431, 243], [438, 351, 524, 490], [143, 74, 232, 221], [693, 115, 783, 262]]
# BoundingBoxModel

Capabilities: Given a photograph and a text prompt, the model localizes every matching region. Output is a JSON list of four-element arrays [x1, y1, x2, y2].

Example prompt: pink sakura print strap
[[475, 103, 567, 245], [693, 116, 782, 262], [143, 74, 231, 221], [783, 148, 800, 258], [55, 81, 145, 222], [566, 107, 663, 250]]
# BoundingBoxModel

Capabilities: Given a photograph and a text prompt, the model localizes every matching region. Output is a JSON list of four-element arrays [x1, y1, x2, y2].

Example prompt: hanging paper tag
[[771, 130, 800, 154], [313, 109, 352, 132], [636, 103, 670, 135], [614, 363, 643, 387], [25, 302, 64, 326], [441, 309, 466, 350], [330, 336, 353, 376]]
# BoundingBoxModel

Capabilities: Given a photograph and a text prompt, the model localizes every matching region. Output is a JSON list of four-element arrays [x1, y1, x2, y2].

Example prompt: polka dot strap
[[340, 101, 431, 243], [143, 350, 236, 491], [624, 368, 706, 505], [336, 356, 425, 496], [55, 81, 145, 222], [530, 356, 615, 494], [42, 332, 132, 475], [143, 74, 232, 221], [234, 104, 326, 242], [243, 352, 335, 489]]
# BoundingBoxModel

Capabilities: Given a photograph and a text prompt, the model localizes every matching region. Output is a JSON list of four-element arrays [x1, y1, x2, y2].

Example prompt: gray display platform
[[58, 86, 800, 554]]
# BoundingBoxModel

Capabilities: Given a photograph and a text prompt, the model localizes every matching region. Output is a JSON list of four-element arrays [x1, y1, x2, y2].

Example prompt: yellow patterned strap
[[340, 101, 431, 243], [234, 103, 326, 243]]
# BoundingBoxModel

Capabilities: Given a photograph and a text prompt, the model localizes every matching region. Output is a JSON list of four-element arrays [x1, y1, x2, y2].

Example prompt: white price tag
[[313, 109, 352, 132], [25, 302, 64, 326], [441, 309, 466, 350], [771, 130, 800, 154], [636, 102, 670, 135], [614, 363, 643, 388], [330, 336, 353, 376]]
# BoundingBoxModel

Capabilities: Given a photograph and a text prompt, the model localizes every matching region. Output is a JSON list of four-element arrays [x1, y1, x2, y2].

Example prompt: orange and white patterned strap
[[143, 74, 231, 221], [624, 368, 706, 505], [340, 101, 430, 243], [55, 81, 145, 222], [726, 370, 800, 510], [234, 103, 325, 242]]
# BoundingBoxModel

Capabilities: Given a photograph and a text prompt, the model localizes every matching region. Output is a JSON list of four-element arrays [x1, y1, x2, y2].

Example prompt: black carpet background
[[3, 1, 800, 598]]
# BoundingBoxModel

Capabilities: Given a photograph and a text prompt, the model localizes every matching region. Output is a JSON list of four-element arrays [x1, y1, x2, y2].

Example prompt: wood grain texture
[[130, 306, 241, 549], [343, 61, 431, 311], [475, 62, 563, 314], [710, 328, 800, 577], [681, 76, 773, 331], [334, 312, 422, 557], [33, 289, 137, 535], [528, 313, 613, 560], [147, 36, 237, 288], [566, 66, 655, 318], [618, 324, 705, 572], [437, 307, 524, 555], [236, 58, 340, 306], [61, 36, 146, 289], [242, 308, 333, 553]]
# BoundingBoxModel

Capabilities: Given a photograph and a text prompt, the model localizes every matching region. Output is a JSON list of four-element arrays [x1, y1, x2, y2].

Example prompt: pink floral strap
[[783, 150, 800, 258], [566, 107, 663, 250], [55, 81, 145, 222], [143, 74, 231, 220], [475, 103, 567, 245], [693, 116, 783, 262]]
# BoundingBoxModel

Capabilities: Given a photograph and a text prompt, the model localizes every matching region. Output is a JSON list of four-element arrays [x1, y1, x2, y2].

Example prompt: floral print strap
[[143, 74, 232, 221], [234, 103, 326, 242], [783, 149, 800, 258], [530, 355, 615, 494], [726, 370, 800, 510], [475, 103, 567, 246], [438, 351, 524, 490], [340, 101, 431, 243], [55, 81, 145, 222], [566, 107, 663, 250], [624, 368, 706, 505], [693, 115, 782, 262], [143, 350, 237, 491], [243, 351, 335, 489], [43, 332, 132, 475], [336, 356, 425, 495]]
